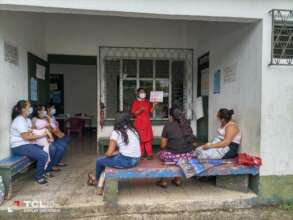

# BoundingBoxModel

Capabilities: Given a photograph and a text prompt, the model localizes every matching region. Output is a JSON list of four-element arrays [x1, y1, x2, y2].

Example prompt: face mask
[[50, 108, 56, 115], [139, 93, 146, 99], [28, 107, 33, 115]]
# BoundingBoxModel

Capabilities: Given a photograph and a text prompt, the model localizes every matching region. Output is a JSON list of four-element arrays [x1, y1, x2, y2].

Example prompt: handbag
[[236, 153, 262, 167]]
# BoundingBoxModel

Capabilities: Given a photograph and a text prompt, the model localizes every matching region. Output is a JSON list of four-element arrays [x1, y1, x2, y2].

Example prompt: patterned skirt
[[158, 150, 193, 163]]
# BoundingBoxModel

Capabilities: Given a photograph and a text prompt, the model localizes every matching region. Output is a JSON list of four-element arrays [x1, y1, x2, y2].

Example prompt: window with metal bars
[[104, 58, 184, 119], [271, 9, 293, 65]]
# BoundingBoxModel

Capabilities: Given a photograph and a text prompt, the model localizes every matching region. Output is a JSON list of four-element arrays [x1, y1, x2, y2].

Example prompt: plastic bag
[[236, 153, 262, 167]]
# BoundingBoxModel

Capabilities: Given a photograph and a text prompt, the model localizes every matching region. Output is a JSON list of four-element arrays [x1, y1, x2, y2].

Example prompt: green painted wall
[[257, 175, 293, 204]]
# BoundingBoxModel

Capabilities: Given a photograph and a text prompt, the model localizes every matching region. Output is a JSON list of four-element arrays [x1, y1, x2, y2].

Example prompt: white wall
[[44, 14, 200, 138], [194, 21, 262, 156], [50, 64, 97, 124], [260, 14, 293, 176], [0, 11, 45, 159]]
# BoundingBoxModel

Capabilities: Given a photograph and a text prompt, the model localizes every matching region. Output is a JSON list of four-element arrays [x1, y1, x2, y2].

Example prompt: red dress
[[131, 99, 153, 142]]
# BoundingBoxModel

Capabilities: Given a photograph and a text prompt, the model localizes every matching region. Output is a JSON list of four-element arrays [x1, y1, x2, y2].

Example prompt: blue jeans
[[47, 136, 70, 170], [11, 144, 48, 180], [96, 153, 140, 179]]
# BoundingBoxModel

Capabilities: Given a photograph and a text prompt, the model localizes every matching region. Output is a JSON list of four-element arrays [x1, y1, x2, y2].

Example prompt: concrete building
[[0, 0, 292, 205]]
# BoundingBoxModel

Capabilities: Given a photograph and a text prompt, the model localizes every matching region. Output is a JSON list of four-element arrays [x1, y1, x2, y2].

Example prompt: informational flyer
[[150, 91, 164, 103], [30, 77, 38, 101]]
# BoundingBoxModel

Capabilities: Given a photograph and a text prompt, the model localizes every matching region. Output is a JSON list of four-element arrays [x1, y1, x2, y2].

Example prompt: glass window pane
[[139, 80, 153, 100], [123, 80, 137, 112], [172, 61, 184, 111], [123, 59, 137, 78], [139, 59, 153, 78], [156, 60, 169, 78], [105, 59, 120, 118], [155, 79, 169, 118]]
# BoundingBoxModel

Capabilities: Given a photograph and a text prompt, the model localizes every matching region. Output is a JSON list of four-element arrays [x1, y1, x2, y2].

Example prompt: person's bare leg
[[96, 171, 105, 195]]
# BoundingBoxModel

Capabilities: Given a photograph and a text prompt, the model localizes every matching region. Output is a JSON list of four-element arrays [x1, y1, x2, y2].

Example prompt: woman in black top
[[157, 106, 194, 188]]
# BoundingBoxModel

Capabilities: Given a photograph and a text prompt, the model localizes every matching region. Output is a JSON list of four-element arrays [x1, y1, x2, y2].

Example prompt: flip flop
[[171, 179, 182, 187], [156, 180, 168, 188]]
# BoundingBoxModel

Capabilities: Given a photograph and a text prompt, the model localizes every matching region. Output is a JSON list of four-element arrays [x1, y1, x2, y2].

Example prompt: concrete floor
[[0, 134, 259, 219]]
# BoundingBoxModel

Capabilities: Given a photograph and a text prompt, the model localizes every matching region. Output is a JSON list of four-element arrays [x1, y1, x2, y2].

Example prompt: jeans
[[47, 136, 70, 170], [96, 153, 140, 180], [11, 144, 48, 180]]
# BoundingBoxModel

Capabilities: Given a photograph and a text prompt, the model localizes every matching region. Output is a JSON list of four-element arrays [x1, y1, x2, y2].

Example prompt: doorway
[[197, 53, 209, 142]]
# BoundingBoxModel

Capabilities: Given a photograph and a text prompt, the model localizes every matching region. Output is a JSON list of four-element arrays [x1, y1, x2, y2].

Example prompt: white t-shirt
[[10, 115, 31, 148], [110, 129, 141, 158]]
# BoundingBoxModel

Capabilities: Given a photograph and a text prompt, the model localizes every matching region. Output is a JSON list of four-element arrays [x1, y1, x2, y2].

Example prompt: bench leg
[[0, 169, 13, 200], [216, 175, 249, 193], [103, 179, 118, 206]]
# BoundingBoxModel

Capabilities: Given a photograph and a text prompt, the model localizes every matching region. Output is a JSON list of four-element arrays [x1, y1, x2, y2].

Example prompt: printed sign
[[150, 91, 164, 103], [30, 77, 38, 101], [223, 63, 237, 83], [36, 64, 46, 80]]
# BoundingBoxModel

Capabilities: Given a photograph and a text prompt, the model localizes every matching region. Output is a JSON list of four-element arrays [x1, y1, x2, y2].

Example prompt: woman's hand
[[202, 143, 212, 150]]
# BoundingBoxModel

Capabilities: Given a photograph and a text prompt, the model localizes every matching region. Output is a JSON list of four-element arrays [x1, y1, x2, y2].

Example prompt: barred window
[[271, 9, 293, 65]]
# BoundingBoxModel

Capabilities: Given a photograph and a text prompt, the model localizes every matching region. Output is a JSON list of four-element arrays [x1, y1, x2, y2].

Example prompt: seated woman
[[87, 112, 141, 195], [46, 103, 70, 167], [157, 106, 194, 188], [194, 109, 241, 159], [10, 100, 54, 184]]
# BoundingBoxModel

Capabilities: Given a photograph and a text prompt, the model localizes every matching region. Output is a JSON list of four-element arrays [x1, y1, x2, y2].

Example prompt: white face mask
[[50, 108, 56, 115], [28, 107, 33, 115], [139, 93, 146, 99]]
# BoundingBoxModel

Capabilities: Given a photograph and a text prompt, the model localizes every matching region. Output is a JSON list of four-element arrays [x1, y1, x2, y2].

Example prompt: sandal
[[171, 178, 182, 187], [87, 173, 97, 186], [52, 166, 62, 172], [96, 187, 103, 195], [156, 179, 168, 188], [44, 172, 55, 178], [36, 178, 48, 184], [56, 162, 67, 167]]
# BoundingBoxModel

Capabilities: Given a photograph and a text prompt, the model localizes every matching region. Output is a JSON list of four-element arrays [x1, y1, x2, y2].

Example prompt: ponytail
[[11, 100, 28, 120], [170, 107, 194, 144], [218, 108, 234, 122]]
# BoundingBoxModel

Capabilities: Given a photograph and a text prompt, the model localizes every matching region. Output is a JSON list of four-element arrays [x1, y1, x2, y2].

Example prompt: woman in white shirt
[[87, 112, 141, 194], [10, 100, 52, 184]]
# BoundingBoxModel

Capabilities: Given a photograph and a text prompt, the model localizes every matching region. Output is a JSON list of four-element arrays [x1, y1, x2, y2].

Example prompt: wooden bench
[[0, 155, 34, 199], [103, 157, 259, 205], [98, 137, 161, 155]]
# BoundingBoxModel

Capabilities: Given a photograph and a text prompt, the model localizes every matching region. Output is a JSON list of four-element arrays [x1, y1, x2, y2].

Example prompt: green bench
[[98, 137, 161, 155]]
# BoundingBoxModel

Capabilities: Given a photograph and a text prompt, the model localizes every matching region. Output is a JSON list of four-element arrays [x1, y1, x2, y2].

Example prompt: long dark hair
[[218, 108, 234, 123], [32, 104, 44, 119], [170, 106, 194, 144], [114, 112, 139, 144], [11, 100, 29, 120]]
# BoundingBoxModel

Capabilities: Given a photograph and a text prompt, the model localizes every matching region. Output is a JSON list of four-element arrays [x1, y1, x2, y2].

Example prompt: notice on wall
[[36, 64, 46, 80], [150, 91, 164, 103], [213, 69, 221, 94], [223, 63, 237, 84], [195, 96, 204, 120], [30, 77, 38, 101], [201, 68, 209, 96]]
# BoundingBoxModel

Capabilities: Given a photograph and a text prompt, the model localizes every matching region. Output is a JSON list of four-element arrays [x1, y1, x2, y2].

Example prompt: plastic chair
[[65, 117, 85, 138]]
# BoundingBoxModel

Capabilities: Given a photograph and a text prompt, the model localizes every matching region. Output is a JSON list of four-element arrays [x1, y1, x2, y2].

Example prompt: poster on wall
[[30, 77, 38, 101], [36, 64, 46, 80], [213, 69, 221, 94], [150, 91, 164, 103], [201, 68, 209, 96], [195, 96, 204, 120], [223, 63, 237, 84]]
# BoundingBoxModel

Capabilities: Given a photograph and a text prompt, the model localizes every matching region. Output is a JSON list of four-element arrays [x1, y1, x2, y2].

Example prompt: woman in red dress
[[131, 88, 155, 160]]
